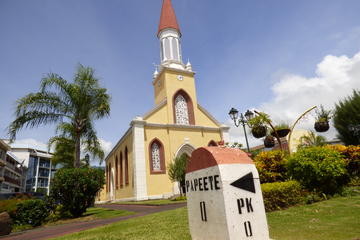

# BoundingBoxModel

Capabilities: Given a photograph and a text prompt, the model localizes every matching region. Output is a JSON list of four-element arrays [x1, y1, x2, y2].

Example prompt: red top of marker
[[186, 147, 254, 173]]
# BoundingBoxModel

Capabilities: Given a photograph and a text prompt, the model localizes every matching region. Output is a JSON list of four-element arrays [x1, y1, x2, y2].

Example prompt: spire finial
[[157, 0, 181, 37]]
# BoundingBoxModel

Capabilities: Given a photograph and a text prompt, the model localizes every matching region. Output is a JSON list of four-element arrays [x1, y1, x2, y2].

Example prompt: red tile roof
[[157, 0, 181, 36]]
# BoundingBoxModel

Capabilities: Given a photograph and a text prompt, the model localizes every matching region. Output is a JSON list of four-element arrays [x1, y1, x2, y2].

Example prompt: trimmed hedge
[[261, 180, 304, 212]]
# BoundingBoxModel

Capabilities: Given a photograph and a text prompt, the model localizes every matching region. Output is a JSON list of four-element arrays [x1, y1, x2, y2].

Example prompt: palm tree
[[298, 131, 327, 148], [48, 122, 105, 167], [9, 64, 110, 168]]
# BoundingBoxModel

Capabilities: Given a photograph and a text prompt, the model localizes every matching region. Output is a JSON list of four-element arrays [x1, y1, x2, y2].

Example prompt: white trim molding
[[145, 122, 221, 132], [175, 143, 196, 158]]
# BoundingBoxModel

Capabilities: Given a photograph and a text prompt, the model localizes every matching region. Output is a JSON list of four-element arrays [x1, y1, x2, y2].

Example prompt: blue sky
[[1, 0, 360, 159]]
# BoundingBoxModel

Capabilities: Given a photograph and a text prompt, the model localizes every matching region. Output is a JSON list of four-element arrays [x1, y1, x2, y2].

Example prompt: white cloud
[[229, 51, 360, 146], [9, 138, 49, 152], [99, 138, 113, 156]]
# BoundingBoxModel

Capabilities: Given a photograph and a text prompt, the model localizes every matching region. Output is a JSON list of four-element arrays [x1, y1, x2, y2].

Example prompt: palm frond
[[9, 111, 65, 141]]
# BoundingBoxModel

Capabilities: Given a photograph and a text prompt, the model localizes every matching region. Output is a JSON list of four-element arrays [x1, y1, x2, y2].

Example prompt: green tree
[[298, 131, 327, 148], [48, 122, 105, 168], [168, 154, 188, 196], [334, 90, 360, 145], [9, 64, 110, 167]]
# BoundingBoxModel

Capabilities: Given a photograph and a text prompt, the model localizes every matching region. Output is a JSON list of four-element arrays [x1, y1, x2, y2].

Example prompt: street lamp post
[[228, 108, 254, 152]]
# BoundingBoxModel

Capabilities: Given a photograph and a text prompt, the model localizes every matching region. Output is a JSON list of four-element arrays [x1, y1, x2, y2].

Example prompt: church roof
[[157, 0, 181, 36]]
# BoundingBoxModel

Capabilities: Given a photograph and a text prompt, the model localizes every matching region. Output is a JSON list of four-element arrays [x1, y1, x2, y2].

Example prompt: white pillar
[[34, 156, 40, 192], [131, 117, 148, 201], [221, 124, 230, 143], [47, 160, 52, 195]]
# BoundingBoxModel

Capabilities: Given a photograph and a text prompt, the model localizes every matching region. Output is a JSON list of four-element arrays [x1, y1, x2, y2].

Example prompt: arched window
[[208, 140, 218, 147], [173, 89, 195, 125], [175, 95, 189, 124], [115, 156, 119, 189], [120, 152, 123, 188], [149, 139, 166, 174], [125, 147, 129, 185]]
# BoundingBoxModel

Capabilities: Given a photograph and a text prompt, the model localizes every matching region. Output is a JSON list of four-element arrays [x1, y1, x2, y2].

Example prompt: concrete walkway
[[0, 203, 186, 240]]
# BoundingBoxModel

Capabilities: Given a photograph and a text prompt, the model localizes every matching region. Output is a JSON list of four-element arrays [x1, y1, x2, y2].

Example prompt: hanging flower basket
[[264, 135, 275, 148], [314, 121, 329, 132], [271, 128, 290, 138], [251, 125, 267, 138]]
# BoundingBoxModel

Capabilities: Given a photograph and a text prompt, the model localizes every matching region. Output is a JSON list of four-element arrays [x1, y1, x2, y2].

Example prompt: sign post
[[185, 147, 270, 240]]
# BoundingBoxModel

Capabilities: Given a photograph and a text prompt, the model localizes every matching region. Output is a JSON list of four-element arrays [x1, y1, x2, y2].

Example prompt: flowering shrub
[[325, 145, 360, 180], [254, 150, 288, 183]]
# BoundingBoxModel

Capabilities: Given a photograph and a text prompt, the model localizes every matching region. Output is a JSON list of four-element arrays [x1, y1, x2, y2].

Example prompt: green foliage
[[50, 168, 105, 217], [287, 146, 349, 194], [298, 131, 327, 148], [247, 112, 270, 128], [333, 89, 360, 145], [0, 194, 33, 218], [315, 105, 332, 122], [273, 123, 290, 130], [254, 150, 288, 183], [168, 154, 188, 195], [8, 64, 110, 167], [261, 181, 304, 212], [325, 144, 360, 184], [14, 199, 50, 227], [0, 196, 30, 218], [49, 136, 75, 168]]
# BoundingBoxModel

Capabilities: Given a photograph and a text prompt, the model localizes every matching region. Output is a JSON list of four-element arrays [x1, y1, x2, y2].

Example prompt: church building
[[100, 0, 229, 202]]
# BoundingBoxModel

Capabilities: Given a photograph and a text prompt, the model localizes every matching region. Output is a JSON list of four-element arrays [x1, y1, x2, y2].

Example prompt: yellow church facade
[[99, 0, 229, 202]]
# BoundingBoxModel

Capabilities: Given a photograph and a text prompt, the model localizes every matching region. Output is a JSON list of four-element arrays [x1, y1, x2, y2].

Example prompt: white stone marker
[[186, 147, 270, 240]]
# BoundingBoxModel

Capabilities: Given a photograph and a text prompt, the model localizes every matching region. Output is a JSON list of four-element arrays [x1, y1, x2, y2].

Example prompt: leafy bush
[[254, 150, 288, 183], [50, 168, 105, 217], [261, 181, 304, 212], [325, 145, 360, 181], [14, 199, 50, 227], [0, 194, 32, 218], [287, 146, 349, 194]]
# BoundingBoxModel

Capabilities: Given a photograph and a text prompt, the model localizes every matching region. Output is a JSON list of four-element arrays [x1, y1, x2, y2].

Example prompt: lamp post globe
[[229, 107, 239, 121], [244, 110, 254, 121]]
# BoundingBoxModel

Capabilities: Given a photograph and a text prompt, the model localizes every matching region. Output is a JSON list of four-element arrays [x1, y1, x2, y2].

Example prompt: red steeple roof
[[157, 0, 181, 37]]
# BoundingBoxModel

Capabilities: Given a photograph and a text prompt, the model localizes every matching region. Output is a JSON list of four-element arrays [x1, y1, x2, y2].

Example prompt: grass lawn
[[52, 195, 360, 240], [109, 199, 186, 206], [47, 207, 135, 225], [13, 207, 134, 232]]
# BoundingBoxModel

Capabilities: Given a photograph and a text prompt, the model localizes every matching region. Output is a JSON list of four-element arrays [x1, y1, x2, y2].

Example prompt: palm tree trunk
[[74, 132, 81, 168]]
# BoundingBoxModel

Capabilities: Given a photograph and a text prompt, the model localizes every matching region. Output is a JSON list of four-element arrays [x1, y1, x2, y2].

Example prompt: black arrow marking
[[230, 172, 256, 193]]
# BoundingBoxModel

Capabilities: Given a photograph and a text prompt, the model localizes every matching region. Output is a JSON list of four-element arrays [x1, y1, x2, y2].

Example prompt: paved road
[[1, 203, 186, 240]]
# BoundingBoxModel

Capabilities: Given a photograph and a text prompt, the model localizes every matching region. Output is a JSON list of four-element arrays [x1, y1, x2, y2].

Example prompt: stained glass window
[[175, 94, 189, 125], [151, 143, 161, 171]]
